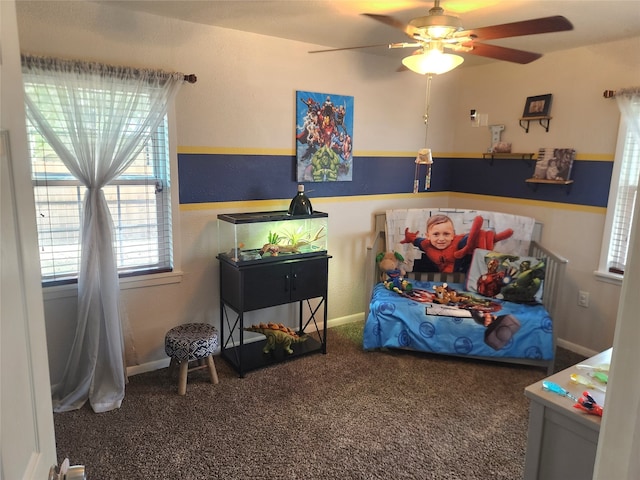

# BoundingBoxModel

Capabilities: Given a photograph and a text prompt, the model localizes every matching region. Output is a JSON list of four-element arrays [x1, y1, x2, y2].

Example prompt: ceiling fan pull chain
[[424, 73, 432, 136], [413, 74, 434, 194]]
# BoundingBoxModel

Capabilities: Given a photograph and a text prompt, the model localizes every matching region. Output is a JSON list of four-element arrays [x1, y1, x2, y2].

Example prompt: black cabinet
[[217, 254, 330, 376]]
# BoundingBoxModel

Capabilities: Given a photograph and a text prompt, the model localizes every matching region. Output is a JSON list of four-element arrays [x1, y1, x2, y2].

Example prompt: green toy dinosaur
[[245, 323, 308, 354]]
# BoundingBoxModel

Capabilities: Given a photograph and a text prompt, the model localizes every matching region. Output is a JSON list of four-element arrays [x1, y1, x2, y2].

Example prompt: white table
[[523, 348, 610, 480]]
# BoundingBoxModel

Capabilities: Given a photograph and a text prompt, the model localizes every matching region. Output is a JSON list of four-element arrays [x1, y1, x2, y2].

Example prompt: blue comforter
[[363, 281, 554, 360]]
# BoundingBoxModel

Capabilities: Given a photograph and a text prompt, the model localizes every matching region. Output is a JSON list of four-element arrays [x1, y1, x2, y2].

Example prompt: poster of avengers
[[295, 90, 353, 182]]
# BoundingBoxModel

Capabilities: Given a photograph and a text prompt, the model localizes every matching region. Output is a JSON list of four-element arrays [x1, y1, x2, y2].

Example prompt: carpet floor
[[53, 321, 585, 479]]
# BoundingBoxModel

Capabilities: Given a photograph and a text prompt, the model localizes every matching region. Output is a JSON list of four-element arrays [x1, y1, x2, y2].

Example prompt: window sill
[[594, 269, 623, 286], [43, 270, 184, 300]]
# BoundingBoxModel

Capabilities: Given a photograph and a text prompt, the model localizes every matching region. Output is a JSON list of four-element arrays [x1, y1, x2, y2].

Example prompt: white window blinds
[[25, 94, 173, 284], [607, 127, 639, 274]]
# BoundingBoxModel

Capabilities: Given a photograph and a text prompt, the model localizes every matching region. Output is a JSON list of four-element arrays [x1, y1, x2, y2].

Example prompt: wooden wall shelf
[[482, 152, 535, 165], [519, 116, 552, 133], [526, 178, 573, 185], [526, 178, 573, 193]]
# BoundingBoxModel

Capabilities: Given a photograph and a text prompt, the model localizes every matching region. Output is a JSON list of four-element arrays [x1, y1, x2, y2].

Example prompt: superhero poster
[[295, 90, 353, 182]]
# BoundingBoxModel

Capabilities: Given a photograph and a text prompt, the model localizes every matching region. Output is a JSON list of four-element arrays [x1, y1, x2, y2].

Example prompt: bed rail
[[528, 240, 568, 324]]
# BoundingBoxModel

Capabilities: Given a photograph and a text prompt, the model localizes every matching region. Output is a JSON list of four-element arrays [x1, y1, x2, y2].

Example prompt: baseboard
[[127, 357, 170, 377], [326, 312, 364, 329], [556, 338, 599, 358]]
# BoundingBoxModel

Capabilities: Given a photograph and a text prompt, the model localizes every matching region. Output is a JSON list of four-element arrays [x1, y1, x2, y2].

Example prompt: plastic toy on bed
[[376, 251, 412, 293], [432, 282, 464, 304], [376, 251, 434, 302]]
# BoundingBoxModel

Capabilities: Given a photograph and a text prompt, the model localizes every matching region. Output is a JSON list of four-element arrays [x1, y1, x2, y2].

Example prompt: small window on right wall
[[598, 112, 640, 284]]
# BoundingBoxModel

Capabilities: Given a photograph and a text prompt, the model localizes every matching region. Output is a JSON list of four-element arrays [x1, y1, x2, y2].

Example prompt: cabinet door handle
[[284, 274, 290, 292], [292, 273, 297, 291]]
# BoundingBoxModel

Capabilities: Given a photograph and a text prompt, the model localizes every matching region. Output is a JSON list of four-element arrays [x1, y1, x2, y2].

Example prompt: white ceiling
[[99, 0, 640, 67]]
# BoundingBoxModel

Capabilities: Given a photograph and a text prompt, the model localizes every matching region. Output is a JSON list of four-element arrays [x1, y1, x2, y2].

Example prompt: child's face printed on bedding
[[426, 219, 455, 250]]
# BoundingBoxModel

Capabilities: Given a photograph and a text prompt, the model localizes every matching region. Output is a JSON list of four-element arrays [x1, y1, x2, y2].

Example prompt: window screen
[[607, 126, 639, 275], [27, 112, 172, 284]]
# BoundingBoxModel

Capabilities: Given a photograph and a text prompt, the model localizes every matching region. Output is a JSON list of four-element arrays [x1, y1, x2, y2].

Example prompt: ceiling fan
[[310, 0, 573, 73]]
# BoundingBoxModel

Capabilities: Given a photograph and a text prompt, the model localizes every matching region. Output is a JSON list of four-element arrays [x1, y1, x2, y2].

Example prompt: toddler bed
[[363, 209, 568, 374]]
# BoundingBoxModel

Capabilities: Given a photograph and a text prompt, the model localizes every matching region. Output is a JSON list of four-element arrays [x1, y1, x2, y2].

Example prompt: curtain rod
[[603, 90, 616, 98], [22, 54, 197, 84]]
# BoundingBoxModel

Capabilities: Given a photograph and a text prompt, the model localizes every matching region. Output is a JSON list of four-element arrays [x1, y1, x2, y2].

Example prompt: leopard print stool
[[164, 323, 219, 395]]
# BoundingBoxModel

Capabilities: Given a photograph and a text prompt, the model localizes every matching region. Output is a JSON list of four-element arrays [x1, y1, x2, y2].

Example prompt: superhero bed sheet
[[363, 281, 554, 361], [364, 209, 568, 370]]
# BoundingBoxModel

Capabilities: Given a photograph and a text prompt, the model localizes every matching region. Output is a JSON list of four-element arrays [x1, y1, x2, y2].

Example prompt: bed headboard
[[365, 212, 568, 322]]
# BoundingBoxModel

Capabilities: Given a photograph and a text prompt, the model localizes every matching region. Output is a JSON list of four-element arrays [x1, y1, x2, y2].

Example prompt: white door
[[1, 1, 58, 478], [1, 132, 57, 479]]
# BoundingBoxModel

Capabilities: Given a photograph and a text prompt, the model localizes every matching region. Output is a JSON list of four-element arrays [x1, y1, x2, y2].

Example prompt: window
[[25, 106, 173, 285], [598, 115, 639, 281]]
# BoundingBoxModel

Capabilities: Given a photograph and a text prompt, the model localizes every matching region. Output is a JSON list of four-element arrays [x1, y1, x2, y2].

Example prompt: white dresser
[[523, 348, 610, 480]]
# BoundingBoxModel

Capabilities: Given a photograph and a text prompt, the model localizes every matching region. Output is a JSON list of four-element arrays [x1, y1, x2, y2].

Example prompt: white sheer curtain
[[22, 55, 184, 412], [616, 87, 640, 140]]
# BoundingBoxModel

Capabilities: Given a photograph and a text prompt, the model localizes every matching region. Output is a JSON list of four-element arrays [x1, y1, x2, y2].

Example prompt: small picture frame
[[534, 147, 575, 181], [522, 94, 552, 118]]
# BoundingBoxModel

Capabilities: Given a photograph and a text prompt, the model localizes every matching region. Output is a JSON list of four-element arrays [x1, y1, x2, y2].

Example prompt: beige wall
[[15, 1, 640, 381], [449, 37, 635, 155]]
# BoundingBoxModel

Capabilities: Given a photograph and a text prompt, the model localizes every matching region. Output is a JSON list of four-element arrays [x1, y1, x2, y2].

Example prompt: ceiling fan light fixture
[[426, 24, 459, 39], [402, 46, 464, 75], [409, 13, 462, 39]]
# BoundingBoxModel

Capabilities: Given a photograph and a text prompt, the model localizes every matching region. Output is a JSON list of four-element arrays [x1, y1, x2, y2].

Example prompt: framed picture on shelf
[[534, 147, 575, 181], [522, 94, 552, 118]]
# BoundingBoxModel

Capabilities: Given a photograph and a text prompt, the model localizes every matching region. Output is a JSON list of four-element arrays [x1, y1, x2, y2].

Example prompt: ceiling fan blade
[[362, 13, 419, 39], [457, 16, 573, 41], [389, 42, 422, 49], [309, 43, 390, 54], [465, 43, 542, 64]]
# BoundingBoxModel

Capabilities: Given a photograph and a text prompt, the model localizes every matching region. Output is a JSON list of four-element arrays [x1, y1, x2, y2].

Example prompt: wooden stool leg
[[206, 355, 219, 385], [168, 357, 177, 376], [178, 360, 189, 395]]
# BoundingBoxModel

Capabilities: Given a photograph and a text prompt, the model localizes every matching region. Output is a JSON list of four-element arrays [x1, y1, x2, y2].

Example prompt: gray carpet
[[53, 322, 585, 479]]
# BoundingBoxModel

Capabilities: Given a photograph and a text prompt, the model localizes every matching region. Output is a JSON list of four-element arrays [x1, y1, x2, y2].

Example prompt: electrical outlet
[[578, 290, 590, 308]]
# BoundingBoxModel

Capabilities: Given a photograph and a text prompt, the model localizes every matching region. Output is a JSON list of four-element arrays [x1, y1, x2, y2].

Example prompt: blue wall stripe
[[447, 157, 611, 207], [177, 153, 436, 203], [178, 153, 610, 207]]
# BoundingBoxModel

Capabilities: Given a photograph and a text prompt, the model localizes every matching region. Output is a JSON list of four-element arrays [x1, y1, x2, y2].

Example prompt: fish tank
[[217, 211, 328, 265]]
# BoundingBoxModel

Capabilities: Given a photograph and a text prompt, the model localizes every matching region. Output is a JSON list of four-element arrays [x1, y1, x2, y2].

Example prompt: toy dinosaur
[[245, 322, 308, 354]]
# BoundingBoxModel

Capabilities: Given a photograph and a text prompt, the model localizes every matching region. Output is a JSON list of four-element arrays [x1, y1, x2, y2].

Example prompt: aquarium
[[217, 211, 328, 265]]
